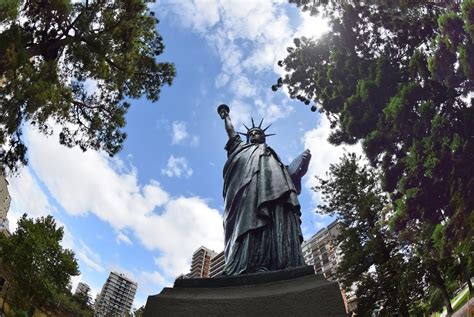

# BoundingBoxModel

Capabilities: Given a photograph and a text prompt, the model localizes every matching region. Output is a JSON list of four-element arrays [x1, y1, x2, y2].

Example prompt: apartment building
[[0, 168, 10, 233], [301, 220, 341, 280], [75, 282, 91, 297], [189, 246, 217, 278], [95, 272, 138, 317], [209, 250, 225, 278]]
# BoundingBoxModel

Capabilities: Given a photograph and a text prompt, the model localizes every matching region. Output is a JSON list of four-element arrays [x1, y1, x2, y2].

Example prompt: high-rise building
[[75, 282, 91, 297], [301, 220, 341, 280], [0, 168, 10, 233], [302, 221, 359, 315], [0, 168, 10, 303], [209, 250, 225, 278], [95, 272, 138, 317], [189, 246, 217, 278]]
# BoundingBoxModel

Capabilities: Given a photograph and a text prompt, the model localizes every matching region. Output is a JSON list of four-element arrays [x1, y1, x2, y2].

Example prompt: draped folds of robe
[[222, 135, 305, 275]]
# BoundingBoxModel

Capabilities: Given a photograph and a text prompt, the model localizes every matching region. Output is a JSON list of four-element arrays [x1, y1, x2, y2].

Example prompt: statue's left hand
[[299, 149, 311, 176], [288, 149, 312, 195], [288, 149, 311, 179], [301, 149, 311, 162]]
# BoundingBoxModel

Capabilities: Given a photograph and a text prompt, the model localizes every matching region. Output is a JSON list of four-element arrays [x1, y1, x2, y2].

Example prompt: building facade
[[95, 272, 138, 317], [302, 221, 358, 314], [189, 246, 217, 278], [0, 169, 10, 233], [75, 282, 91, 297], [301, 220, 341, 280], [209, 251, 225, 278]]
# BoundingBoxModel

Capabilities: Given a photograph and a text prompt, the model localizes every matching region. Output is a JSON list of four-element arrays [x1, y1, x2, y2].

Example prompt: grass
[[435, 286, 472, 316], [452, 288, 470, 311]]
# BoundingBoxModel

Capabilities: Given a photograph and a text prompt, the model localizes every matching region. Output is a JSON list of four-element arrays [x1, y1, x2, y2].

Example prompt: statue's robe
[[222, 135, 305, 275]]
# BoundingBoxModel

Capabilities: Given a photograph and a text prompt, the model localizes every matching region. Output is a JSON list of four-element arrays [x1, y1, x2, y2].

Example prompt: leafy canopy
[[0, 214, 79, 312], [277, 0, 474, 313], [276, 0, 473, 282], [315, 154, 424, 315], [0, 0, 176, 172]]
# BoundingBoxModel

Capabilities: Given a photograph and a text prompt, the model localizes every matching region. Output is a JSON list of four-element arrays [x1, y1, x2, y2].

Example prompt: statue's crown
[[238, 118, 275, 142]]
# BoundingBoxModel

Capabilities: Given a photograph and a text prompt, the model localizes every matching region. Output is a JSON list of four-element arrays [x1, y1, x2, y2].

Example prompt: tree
[[0, 214, 79, 313], [0, 0, 176, 172], [314, 153, 424, 315], [72, 287, 93, 314], [57, 290, 94, 317], [133, 306, 145, 317], [276, 1, 474, 312]]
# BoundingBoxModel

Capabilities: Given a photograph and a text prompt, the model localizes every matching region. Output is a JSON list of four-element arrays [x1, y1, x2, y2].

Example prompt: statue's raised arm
[[217, 104, 237, 139]]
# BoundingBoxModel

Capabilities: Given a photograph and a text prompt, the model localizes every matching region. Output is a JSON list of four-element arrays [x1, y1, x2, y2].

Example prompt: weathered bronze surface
[[218, 104, 312, 275]]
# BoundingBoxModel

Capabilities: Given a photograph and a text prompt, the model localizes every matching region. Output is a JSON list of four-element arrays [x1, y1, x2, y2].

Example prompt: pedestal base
[[143, 266, 346, 316]]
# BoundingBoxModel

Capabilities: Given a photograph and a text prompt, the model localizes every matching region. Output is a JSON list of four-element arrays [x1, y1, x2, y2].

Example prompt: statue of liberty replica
[[218, 104, 312, 275], [142, 105, 346, 316]]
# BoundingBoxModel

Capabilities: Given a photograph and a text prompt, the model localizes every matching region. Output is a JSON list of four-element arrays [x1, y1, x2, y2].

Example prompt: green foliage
[[0, 0, 176, 173], [0, 214, 80, 313], [56, 291, 94, 317], [278, 1, 473, 312], [315, 154, 425, 315], [0, 0, 18, 21], [133, 306, 145, 317]]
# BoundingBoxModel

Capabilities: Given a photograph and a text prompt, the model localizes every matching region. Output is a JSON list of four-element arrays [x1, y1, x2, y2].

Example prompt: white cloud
[[77, 251, 105, 273], [215, 72, 230, 88], [138, 271, 167, 294], [23, 126, 223, 281], [171, 121, 189, 145], [156, 0, 318, 121], [303, 115, 363, 206], [255, 98, 292, 123], [7, 164, 106, 298], [77, 240, 105, 273], [170, 121, 199, 147], [83, 78, 99, 95], [225, 99, 251, 128], [230, 76, 256, 98], [158, 0, 220, 33], [7, 166, 52, 230], [295, 11, 330, 41], [137, 196, 223, 277], [116, 231, 133, 246], [161, 155, 193, 178], [70, 274, 83, 295]]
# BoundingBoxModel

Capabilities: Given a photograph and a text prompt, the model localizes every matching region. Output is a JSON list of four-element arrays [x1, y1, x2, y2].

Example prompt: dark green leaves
[[0, 214, 79, 312], [282, 1, 474, 313], [0, 0, 176, 172]]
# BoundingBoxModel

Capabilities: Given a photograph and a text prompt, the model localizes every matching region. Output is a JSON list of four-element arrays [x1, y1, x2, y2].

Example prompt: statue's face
[[249, 130, 265, 144]]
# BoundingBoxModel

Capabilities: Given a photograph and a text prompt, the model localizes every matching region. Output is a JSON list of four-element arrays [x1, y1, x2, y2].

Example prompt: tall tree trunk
[[429, 260, 453, 315], [1, 295, 5, 314], [467, 278, 473, 297], [1, 284, 9, 314], [398, 298, 409, 317], [440, 284, 453, 315]]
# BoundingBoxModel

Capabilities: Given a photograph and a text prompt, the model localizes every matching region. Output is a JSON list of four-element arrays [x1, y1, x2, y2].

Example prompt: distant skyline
[[6, 0, 361, 307]]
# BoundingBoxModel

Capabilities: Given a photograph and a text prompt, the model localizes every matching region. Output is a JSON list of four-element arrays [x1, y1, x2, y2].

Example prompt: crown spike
[[242, 123, 250, 131], [264, 133, 276, 137], [263, 123, 272, 132], [251, 118, 256, 128], [237, 132, 247, 136], [258, 118, 264, 128]]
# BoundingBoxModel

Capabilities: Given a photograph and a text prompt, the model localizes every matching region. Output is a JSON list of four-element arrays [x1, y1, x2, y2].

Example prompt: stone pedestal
[[143, 266, 346, 316]]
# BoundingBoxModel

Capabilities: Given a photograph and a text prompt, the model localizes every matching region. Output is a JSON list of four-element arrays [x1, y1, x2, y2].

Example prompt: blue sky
[[6, 0, 361, 308]]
